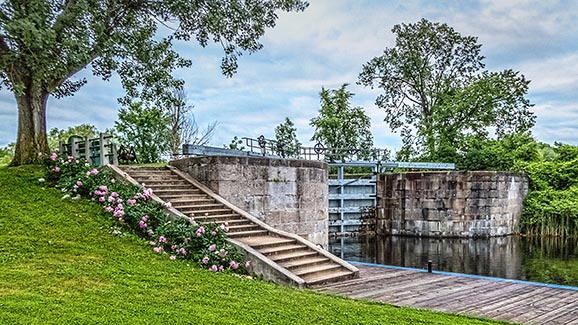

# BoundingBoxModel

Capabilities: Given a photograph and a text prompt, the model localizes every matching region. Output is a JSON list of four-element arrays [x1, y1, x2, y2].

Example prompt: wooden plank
[[315, 264, 578, 324]]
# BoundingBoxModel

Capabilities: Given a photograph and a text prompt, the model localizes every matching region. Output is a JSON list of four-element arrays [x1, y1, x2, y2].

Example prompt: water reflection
[[329, 235, 578, 284]]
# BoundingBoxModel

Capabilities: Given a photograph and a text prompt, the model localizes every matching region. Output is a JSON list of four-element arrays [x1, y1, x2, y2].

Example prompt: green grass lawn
[[0, 166, 508, 325]]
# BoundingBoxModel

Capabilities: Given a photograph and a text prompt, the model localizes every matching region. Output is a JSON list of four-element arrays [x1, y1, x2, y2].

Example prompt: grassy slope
[[0, 166, 507, 325]]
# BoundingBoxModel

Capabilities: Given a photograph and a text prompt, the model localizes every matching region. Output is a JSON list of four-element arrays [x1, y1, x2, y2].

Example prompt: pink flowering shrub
[[41, 151, 247, 274]]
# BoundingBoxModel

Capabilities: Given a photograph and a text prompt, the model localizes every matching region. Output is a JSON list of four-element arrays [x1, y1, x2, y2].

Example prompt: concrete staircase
[[117, 166, 358, 286]]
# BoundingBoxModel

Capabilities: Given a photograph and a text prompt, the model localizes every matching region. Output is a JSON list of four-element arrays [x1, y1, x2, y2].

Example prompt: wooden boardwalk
[[315, 263, 578, 324]]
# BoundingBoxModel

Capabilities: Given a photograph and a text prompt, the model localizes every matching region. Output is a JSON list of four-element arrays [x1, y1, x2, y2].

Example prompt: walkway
[[315, 262, 578, 325]]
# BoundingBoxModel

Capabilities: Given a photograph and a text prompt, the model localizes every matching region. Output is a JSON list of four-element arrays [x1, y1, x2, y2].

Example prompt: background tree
[[310, 84, 373, 161], [48, 124, 99, 150], [167, 87, 217, 158], [115, 102, 170, 164], [274, 117, 302, 159], [358, 18, 535, 160], [1, 0, 308, 165], [225, 136, 245, 151]]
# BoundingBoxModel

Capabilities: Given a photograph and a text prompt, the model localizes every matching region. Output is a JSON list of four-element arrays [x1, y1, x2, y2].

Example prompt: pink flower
[[98, 197, 105, 202], [76, 180, 83, 187], [202, 256, 209, 264], [108, 196, 115, 203], [117, 198, 123, 203], [245, 261, 251, 268], [171, 245, 177, 251], [196, 232, 202, 238], [50, 153, 57, 161], [139, 220, 147, 228], [147, 229, 154, 236], [158, 236, 167, 243], [111, 178, 116, 183], [170, 255, 177, 260], [94, 190, 102, 196], [208, 244, 216, 251], [153, 246, 163, 253], [111, 192, 118, 198], [141, 215, 149, 222], [99, 185, 108, 192], [230, 261, 239, 270], [211, 231, 217, 237], [210, 265, 218, 272], [90, 169, 98, 175], [53, 166, 61, 172], [127, 199, 136, 205], [86, 171, 91, 177], [75, 159, 79, 164], [218, 265, 224, 272], [179, 248, 187, 255], [37, 152, 42, 157], [104, 206, 113, 213]]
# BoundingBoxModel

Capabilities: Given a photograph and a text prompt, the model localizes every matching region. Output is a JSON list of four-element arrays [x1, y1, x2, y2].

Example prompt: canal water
[[329, 235, 578, 286]]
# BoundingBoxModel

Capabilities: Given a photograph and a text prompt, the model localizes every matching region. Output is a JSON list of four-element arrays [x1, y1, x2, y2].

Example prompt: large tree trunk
[[10, 87, 50, 166]]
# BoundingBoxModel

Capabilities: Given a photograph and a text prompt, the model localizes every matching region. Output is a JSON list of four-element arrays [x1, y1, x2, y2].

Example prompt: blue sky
[[1, 0, 578, 153]]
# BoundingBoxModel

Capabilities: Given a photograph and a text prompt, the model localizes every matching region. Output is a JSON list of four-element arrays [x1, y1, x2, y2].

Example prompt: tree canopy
[[310, 84, 373, 161], [274, 117, 302, 159], [358, 18, 535, 160], [1, 0, 308, 165]]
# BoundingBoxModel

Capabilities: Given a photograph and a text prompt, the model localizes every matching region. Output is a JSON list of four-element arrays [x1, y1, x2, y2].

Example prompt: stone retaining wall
[[170, 156, 329, 248], [376, 171, 529, 238]]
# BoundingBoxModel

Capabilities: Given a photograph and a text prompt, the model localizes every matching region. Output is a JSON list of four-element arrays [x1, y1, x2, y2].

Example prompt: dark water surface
[[329, 235, 578, 286]]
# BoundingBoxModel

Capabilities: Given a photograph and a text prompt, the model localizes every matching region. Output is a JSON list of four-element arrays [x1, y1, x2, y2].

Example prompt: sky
[[1, 0, 578, 153]]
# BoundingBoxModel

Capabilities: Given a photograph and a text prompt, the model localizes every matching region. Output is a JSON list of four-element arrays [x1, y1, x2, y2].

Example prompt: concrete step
[[269, 250, 317, 262], [192, 213, 243, 223], [280, 256, 329, 270], [227, 229, 269, 238], [146, 184, 193, 191], [259, 244, 308, 256], [237, 236, 296, 250], [160, 193, 208, 200], [228, 224, 261, 233], [292, 262, 342, 277], [153, 189, 202, 196], [135, 179, 190, 186], [176, 203, 225, 211], [171, 202, 221, 210], [169, 198, 215, 205], [301, 269, 356, 286], [183, 208, 233, 216]]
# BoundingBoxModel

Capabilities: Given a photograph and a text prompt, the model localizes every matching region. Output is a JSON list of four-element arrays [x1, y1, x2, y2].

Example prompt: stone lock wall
[[376, 171, 529, 238], [170, 156, 329, 248]]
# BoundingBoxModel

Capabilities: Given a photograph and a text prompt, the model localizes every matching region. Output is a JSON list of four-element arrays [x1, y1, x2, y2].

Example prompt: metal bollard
[[427, 260, 433, 273]]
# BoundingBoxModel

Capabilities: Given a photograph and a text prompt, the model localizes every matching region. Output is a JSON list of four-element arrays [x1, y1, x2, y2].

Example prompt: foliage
[[225, 136, 245, 151], [516, 143, 578, 237], [0, 166, 506, 324], [0, 142, 14, 166], [310, 84, 373, 161], [47, 124, 99, 150], [2, 0, 309, 165], [451, 133, 541, 171], [115, 102, 171, 163], [274, 117, 302, 159], [167, 87, 216, 157], [38, 151, 245, 272], [359, 18, 535, 160]]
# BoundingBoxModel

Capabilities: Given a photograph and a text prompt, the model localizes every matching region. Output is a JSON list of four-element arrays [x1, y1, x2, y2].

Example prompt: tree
[[115, 102, 171, 164], [274, 117, 302, 158], [310, 84, 373, 161], [167, 87, 216, 158], [358, 18, 535, 160], [48, 124, 99, 150], [1, 0, 308, 165]]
